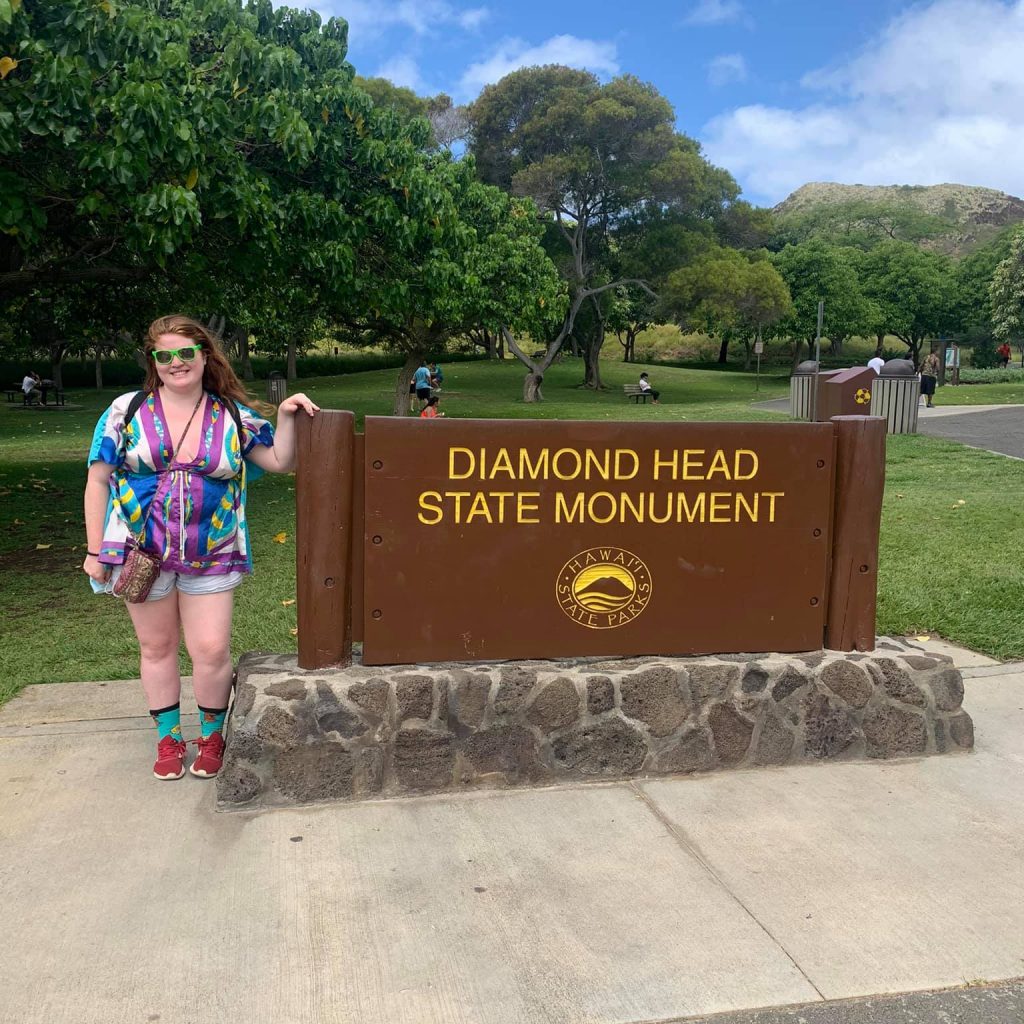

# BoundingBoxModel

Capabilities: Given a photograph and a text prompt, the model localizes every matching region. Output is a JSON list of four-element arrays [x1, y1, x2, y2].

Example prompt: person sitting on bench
[[22, 371, 41, 405], [638, 372, 660, 404]]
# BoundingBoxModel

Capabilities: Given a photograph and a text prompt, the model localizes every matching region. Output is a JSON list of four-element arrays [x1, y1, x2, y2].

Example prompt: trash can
[[869, 360, 919, 434], [267, 371, 287, 404], [789, 360, 818, 419]]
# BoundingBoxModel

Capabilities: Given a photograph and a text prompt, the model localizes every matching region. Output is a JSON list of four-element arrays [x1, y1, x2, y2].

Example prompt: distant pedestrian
[[429, 362, 443, 390], [997, 341, 1011, 368], [413, 359, 432, 410], [420, 396, 443, 419], [867, 355, 884, 374], [638, 372, 660, 404], [920, 351, 940, 408]]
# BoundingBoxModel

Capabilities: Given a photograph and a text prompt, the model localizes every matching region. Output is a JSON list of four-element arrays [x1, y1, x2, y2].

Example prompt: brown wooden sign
[[296, 414, 885, 668], [358, 418, 837, 665]]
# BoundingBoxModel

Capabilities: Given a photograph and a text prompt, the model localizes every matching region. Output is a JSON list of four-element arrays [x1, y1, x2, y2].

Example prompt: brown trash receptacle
[[816, 366, 877, 421], [267, 371, 287, 405]]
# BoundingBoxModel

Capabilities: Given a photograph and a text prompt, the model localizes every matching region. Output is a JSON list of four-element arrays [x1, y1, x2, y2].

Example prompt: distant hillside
[[773, 182, 1024, 256]]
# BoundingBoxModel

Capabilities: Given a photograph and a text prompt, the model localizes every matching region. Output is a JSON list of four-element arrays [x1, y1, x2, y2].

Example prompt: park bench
[[623, 384, 652, 404]]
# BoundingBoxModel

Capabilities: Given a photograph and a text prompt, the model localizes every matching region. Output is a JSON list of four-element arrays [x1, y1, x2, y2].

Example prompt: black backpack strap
[[125, 390, 244, 443], [124, 389, 150, 426]]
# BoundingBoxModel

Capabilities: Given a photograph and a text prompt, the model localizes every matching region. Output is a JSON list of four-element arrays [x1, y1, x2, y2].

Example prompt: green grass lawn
[[1, 355, 1021, 705]]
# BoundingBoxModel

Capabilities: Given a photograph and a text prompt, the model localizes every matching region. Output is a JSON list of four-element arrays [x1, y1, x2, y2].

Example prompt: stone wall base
[[217, 638, 974, 809]]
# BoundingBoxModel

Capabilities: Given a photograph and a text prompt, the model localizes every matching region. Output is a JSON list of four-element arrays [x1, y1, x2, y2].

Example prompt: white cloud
[[373, 55, 428, 91], [322, 1, 491, 44], [702, 0, 1024, 205], [458, 35, 619, 97], [707, 53, 747, 87], [684, 0, 745, 25]]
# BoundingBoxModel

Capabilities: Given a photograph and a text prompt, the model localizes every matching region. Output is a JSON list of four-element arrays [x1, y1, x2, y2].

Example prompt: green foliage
[[959, 365, 1024, 383], [990, 229, 1024, 341], [773, 198, 953, 251], [770, 242, 874, 351]]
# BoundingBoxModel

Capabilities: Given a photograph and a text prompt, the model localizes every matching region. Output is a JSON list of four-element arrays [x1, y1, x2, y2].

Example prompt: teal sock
[[197, 705, 228, 738], [150, 703, 182, 743]]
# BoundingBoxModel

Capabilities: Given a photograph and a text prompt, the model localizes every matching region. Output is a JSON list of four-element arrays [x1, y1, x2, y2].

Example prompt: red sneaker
[[190, 732, 226, 778], [153, 736, 187, 780]]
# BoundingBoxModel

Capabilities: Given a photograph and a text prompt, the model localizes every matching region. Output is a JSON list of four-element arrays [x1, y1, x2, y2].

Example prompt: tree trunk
[[790, 338, 807, 373], [875, 333, 885, 357], [484, 328, 496, 360], [523, 372, 544, 402], [286, 340, 297, 382], [49, 343, 67, 389], [233, 326, 254, 381], [94, 347, 103, 389], [717, 336, 730, 364], [393, 353, 419, 416], [742, 337, 753, 371]]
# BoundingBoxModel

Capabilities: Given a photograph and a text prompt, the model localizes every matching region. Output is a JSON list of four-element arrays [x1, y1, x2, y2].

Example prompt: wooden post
[[296, 410, 355, 669], [825, 415, 887, 651]]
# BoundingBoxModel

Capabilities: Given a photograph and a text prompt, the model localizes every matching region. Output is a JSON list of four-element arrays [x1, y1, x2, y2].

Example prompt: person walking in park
[[638, 372, 660, 404], [920, 350, 941, 408], [413, 358, 433, 410], [997, 341, 1011, 368], [420, 396, 443, 418], [429, 361, 444, 390], [82, 315, 318, 781]]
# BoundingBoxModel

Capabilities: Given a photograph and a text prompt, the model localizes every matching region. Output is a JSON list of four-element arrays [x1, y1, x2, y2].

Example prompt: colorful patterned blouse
[[88, 390, 275, 575]]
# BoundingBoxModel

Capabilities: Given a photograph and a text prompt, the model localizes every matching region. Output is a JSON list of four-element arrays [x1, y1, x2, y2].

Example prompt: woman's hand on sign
[[277, 393, 319, 418]]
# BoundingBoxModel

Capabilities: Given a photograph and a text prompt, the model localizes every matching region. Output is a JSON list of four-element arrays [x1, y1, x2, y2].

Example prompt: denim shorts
[[95, 567, 244, 601]]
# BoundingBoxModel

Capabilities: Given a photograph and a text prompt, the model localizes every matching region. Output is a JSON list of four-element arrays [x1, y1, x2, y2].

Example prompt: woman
[[420, 396, 443, 418], [920, 350, 940, 408], [82, 315, 318, 781], [638, 372, 660, 404]]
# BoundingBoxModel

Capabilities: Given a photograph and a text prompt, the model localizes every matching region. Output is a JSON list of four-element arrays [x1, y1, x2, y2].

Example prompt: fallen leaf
[[272, 531, 288, 543], [915, 635, 931, 642], [281, 598, 295, 606], [36, 543, 51, 550], [956, 499, 966, 505], [289, 627, 298, 636]]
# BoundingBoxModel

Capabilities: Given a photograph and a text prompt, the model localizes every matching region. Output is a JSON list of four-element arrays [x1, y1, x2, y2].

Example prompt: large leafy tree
[[469, 66, 739, 396], [770, 242, 874, 370], [660, 248, 792, 366], [0, 0, 445, 362], [990, 229, 1024, 346], [857, 241, 955, 366]]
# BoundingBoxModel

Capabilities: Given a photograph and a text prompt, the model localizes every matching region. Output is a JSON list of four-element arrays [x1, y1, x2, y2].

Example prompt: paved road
[[677, 979, 1024, 1024], [917, 405, 1024, 459], [753, 398, 1023, 459]]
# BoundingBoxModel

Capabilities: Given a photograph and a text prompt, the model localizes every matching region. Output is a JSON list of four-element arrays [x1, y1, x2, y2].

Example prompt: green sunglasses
[[152, 344, 203, 365]]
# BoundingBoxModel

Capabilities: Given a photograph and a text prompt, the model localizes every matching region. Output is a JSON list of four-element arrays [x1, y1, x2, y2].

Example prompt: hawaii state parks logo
[[556, 546, 652, 630]]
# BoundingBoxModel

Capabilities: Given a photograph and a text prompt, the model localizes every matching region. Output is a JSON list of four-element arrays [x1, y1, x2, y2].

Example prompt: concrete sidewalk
[[2, 648, 1023, 1024]]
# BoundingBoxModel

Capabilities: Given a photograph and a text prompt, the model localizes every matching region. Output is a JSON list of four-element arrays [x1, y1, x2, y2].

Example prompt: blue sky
[[311, 0, 1024, 208]]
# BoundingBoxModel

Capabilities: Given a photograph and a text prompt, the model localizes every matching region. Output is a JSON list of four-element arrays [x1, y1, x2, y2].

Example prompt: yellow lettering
[[735, 492, 758, 522], [676, 492, 706, 523], [763, 492, 784, 522], [653, 449, 677, 481], [417, 491, 443, 525], [682, 449, 706, 480], [488, 447, 514, 479], [615, 449, 639, 480], [709, 492, 732, 522], [465, 492, 494, 524], [583, 449, 610, 480], [619, 491, 644, 523], [706, 449, 730, 479], [649, 493, 673, 524], [552, 447, 582, 480], [448, 448, 475, 480], [520, 448, 549, 480], [555, 492, 585, 523], [735, 449, 758, 480], [517, 492, 540, 523]]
